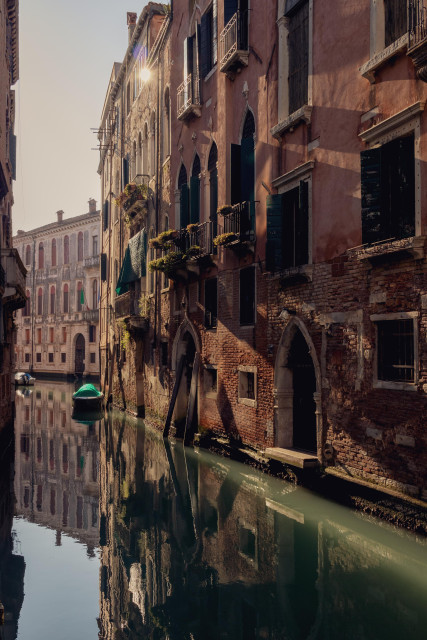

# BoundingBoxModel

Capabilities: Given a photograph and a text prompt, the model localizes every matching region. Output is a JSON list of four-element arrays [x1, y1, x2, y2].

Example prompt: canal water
[[1, 381, 427, 639]]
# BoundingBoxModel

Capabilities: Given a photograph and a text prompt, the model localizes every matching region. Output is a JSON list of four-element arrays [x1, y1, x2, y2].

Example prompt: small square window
[[25, 353, 30, 363], [36, 353, 41, 363], [204, 367, 217, 396], [90, 352, 96, 364], [238, 368, 257, 407], [61, 353, 66, 363], [377, 319, 415, 383], [48, 353, 54, 363]]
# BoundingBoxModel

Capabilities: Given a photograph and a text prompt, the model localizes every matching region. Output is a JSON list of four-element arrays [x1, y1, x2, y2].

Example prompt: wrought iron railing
[[219, 11, 249, 69], [223, 201, 254, 241], [177, 73, 201, 119], [114, 291, 132, 318], [171, 221, 216, 257], [409, 0, 427, 48]]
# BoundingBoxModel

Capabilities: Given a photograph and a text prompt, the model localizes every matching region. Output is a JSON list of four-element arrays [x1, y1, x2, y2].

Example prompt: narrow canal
[[1, 380, 427, 639]]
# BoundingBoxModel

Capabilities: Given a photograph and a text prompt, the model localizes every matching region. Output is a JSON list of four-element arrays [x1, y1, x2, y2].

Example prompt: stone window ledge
[[373, 380, 418, 392], [271, 105, 313, 139], [238, 397, 257, 408], [349, 236, 425, 264], [359, 34, 408, 83]]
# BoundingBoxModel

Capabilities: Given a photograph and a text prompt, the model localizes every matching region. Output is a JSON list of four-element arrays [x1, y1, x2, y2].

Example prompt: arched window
[[208, 142, 218, 225], [142, 123, 149, 175], [190, 154, 201, 224], [37, 287, 43, 315], [25, 245, 31, 266], [50, 286, 56, 315], [239, 111, 255, 227], [63, 284, 69, 313], [64, 236, 69, 264], [77, 281, 83, 312], [51, 238, 57, 266], [23, 290, 30, 316], [77, 232, 83, 262], [178, 164, 189, 229], [163, 87, 171, 159], [38, 242, 44, 269], [92, 279, 98, 310]]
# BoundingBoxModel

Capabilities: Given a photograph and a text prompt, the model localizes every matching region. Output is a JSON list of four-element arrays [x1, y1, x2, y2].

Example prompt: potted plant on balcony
[[213, 232, 238, 247], [149, 251, 186, 280], [186, 223, 199, 234], [217, 204, 233, 216]]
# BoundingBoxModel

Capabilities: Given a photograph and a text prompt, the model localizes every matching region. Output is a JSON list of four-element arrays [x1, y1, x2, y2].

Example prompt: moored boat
[[15, 371, 35, 386], [72, 383, 104, 411]]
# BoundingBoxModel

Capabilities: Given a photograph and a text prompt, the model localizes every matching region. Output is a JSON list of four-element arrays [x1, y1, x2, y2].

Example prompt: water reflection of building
[[14, 383, 99, 554], [98, 415, 427, 640], [0, 422, 25, 640]]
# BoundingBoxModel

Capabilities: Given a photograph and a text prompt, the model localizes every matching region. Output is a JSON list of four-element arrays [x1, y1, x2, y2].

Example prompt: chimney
[[57, 210, 64, 223], [88, 198, 97, 213], [17, 229, 25, 236], [127, 12, 137, 43]]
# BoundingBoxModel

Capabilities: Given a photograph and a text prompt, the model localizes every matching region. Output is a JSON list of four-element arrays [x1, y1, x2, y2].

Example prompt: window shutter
[[196, 24, 202, 101], [184, 36, 193, 79], [240, 136, 255, 233], [266, 194, 284, 272], [212, 0, 218, 65], [200, 13, 210, 78], [9, 132, 16, 180], [209, 168, 218, 226], [361, 148, 382, 245], [224, 0, 238, 25], [103, 200, 109, 231], [231, 143, 241, 205], [122, 156, 129, 186], [190, 176, 200, 224], [283, 187, 299, 268], [180, 183, 190, 229], [296, 180, 309, 266], [395, 135, 415, 239], [101, 253, 107, 281]]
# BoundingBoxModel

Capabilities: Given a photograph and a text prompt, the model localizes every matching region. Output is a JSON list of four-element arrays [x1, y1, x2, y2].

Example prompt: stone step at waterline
[[264, 447, 319, 469]]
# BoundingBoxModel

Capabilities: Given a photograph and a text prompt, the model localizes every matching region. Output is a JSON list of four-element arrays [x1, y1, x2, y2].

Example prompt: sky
[[12, 0, 148, 234]]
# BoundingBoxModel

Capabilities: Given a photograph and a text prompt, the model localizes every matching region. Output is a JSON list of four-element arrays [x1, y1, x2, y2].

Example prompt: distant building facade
[[0, 0, 26, 431], [13, 203, 100, 378]]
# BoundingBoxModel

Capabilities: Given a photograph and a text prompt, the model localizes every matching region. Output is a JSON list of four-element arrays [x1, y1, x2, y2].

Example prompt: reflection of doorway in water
[[75, 334, 85, 375], [174, 331, 197, 435]]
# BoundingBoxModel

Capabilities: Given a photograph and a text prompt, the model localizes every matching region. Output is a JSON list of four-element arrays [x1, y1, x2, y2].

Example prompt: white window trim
[[237, 365, 257, 408], [371, 311, 419, 391], [272, 0, 313, 138], [360, 33, 408, 83], [359, 102, 424, 237]]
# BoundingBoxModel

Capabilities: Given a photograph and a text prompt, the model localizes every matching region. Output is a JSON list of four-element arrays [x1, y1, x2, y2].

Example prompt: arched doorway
[[274, 320, 321, 456], [75, 334, 85, 375]]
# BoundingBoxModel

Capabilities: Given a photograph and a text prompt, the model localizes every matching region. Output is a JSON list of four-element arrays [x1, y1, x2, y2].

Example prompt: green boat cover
[[73, 383, 102, 398], [116, 229, 147, 295]]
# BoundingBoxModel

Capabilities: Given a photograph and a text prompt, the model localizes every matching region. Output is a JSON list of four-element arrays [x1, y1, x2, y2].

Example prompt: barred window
[[377, 319, 415, 383]]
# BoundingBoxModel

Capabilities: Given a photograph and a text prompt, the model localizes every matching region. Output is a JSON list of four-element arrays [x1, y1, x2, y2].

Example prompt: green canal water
[[1, 380, 427, 639]]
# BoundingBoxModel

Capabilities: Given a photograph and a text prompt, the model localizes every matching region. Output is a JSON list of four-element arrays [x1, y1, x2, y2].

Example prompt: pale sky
[[13, 0, 148, 233]]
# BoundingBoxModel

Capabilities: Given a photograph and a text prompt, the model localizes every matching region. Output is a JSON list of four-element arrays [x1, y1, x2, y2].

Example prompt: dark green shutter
[[296, 180, 309, 266], [266, 194, 284, 272], [180, 183, 190, 229], [394, 135, 415, 239], [224, 0, 238, 24], [101, 253, 107, 281], [231, 144, 241, 205], [103, 200, 109, 231], [200, 12, 210, 78], [283, 187, 298, 268], [190, 176, 200, 224], [240, 136, 255, 232], [361, 148, 382, 245], [209, 168, 218, 241], [9, 132, 16, 180], [212, 0, 218, 65]]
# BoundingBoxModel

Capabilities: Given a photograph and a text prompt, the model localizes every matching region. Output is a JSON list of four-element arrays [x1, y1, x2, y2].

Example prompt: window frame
[[239, 265, 256, 326], [237, 365, 257, 407], [371, 311, 419, 391]]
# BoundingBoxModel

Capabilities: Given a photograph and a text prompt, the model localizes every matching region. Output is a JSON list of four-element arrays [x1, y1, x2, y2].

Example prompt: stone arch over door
[[74, 333, 85, 375], [171, 319, 201, 431], [274, 318, 322, 458]]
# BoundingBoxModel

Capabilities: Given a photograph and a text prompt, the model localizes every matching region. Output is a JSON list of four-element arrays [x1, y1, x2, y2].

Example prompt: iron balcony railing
[[219, 11, 249, 70], [409, 0, 427, 48], [171, 221, 216, 257], [223, 201, 254, 242], [177, 73, 201, 119]]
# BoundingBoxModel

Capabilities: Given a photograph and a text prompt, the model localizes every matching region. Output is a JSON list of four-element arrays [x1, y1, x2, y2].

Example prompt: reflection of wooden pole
[[184, 352, 199, 445], [163, 354, 185, 438]]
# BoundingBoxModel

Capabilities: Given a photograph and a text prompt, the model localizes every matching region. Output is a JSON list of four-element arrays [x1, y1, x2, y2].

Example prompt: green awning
[[116, 229, 147, 295]]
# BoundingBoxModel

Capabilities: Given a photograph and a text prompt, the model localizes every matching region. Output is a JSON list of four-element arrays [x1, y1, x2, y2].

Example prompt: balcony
[[1, 248, 27, 310], [408, 0, 427, 80], [114, 290, 149, 333], [83, 309, 99, 323], [219, 11, 249, 79], [116, 178, 149, 220], [215, 202, 255, 253], [348, 235, 425, 265], [177, 74, 201, 121], [84, 255, 100, 269]]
